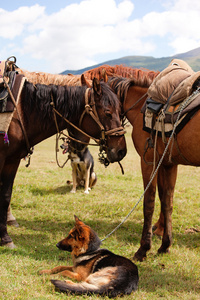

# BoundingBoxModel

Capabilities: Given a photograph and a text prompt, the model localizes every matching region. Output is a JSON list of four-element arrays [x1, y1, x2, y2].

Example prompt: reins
[[122, 92, 148, 117], [101, 88, 200, 242]]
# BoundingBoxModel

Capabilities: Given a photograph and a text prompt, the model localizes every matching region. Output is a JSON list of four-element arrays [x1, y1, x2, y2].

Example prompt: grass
[[0, 126, 200, 300]]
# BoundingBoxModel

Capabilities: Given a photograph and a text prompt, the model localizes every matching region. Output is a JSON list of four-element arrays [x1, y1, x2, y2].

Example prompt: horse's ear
[[81, 74, 91, 87], [93, 77, 101, 96], [102, 69, 108, 82]]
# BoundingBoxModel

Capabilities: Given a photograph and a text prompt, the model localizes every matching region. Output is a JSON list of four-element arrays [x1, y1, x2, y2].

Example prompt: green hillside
[[61, 47, 200, 75]]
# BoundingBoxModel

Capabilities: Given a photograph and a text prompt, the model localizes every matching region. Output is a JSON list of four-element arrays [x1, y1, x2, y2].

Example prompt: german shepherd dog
[[60, 138, 97, 194], [40, 216, 139, 297]]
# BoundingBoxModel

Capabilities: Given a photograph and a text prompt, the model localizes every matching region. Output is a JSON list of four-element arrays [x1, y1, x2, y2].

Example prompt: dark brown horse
[[108, 69, 200, 261], [0, 76, 127, 248], [6, 70, 92, 227]]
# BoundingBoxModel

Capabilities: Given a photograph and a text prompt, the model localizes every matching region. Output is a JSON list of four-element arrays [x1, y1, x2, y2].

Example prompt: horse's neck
[[124, 86, 148, 115]]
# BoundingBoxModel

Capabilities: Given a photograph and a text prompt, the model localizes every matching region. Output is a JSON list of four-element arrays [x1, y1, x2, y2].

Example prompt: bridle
[[79, 88, 126, 148], [52, 87, 126, 151]]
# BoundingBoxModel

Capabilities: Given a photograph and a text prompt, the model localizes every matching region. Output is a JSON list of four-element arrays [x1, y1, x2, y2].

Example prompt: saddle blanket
[[142, 90, 200, 137]]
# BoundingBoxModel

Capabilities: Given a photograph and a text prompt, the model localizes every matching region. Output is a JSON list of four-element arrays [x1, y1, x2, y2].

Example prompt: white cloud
[[169, 37, 200, 54], [22, 0, 137, 71], [0, 5, 45, 39], [170, 0, 200, 11], [1, 0, 200, 72]]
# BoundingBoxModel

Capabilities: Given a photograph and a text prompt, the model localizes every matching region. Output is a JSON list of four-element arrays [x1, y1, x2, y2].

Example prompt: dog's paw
[[70, 189, 76, 193], [84, 190, 90, 194], [39, 269, 51, 275]]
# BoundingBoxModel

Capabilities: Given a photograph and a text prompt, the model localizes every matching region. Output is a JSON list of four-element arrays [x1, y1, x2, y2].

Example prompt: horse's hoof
[[7, 220, 20, 227], [1, 242, 17, 249], [158, 248, 170, 254], [133, 251, 146, 262], [152, 224, 157, 231]]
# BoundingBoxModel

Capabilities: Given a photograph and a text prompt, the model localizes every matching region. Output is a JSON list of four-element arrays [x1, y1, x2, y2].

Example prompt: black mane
[[21, 81, 87, 127], [21, 80, 121, 128], [108, 77, 135, 104], [99, 80, 120, 110]]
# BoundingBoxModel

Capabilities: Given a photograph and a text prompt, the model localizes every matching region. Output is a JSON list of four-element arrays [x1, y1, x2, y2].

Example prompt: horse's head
[[80, 78, 127, 163]]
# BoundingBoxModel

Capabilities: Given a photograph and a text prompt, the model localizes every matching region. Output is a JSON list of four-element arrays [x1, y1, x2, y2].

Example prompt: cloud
[[22, 0, 136, 71], [0, 5, 45, 39], [0, 0, 200, 72]]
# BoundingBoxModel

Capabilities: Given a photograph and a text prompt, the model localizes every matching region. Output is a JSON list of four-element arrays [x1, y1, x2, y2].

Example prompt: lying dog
[[40, 215, 139, 297], [60, 138, 97, 194]]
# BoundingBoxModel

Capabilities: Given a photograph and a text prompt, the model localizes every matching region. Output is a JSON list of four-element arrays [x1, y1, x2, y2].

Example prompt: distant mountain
[[61, 47, 200, 75]]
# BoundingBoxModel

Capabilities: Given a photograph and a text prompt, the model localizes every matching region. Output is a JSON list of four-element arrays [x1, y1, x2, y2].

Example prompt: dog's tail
[[51, 267, 115, 296], [51, 266, 138, 297], [51, 279, 105, 295]]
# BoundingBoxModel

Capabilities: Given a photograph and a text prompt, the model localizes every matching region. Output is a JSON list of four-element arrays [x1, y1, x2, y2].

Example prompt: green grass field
[[0, 126, 200, 299]]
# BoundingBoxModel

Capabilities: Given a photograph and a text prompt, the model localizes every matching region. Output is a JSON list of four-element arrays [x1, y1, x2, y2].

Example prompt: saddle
[[142, 59, 200, 139], [0, 57, 26, 142]]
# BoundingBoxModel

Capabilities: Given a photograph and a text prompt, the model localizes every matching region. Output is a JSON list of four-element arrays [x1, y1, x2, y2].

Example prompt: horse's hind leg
[[134, 161, 158, 261], [0, 160, 20, 248], [157, 164, 177, 254]]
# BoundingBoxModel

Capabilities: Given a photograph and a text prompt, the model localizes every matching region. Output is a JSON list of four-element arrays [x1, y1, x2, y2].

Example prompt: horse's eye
[[105, 110, 112, 118]]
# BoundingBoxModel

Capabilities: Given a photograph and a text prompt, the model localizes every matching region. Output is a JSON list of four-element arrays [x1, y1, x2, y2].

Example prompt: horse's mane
[[21, 80, 120, 128], [22, 81, 87, 127], [17, 65, 159, 88], [84, 64, 159, 86], [17, 68, 82, 86]]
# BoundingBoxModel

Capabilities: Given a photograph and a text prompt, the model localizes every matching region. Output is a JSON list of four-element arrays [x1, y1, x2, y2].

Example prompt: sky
[[0, 0, 200, 73]]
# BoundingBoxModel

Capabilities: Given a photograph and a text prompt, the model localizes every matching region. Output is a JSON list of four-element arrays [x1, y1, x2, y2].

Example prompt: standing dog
[[60, 138, 97, 194], [40, 216, 139, 297]]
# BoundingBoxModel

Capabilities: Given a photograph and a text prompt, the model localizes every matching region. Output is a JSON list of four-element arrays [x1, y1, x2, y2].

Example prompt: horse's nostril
[[118, 149, 127, 160]]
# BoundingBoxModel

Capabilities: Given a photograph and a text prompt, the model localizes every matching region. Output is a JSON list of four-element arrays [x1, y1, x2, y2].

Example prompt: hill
[[61, 47, 200, 75]]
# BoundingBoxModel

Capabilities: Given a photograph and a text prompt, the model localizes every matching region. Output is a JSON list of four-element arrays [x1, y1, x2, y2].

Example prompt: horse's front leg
[[152, 166, 165, 237], [134, 161, 158, 261], [7, 204, 19, 227], [157, 164, 177, 254], [0, 160, 20, 248]]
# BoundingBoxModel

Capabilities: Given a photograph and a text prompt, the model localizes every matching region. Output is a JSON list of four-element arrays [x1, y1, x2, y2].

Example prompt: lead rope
[[101, 88, 200, 242]]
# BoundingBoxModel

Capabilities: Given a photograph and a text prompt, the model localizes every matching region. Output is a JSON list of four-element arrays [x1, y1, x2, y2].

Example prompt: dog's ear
[[74, 216, 87, 240], [74, 215, 85, 226]]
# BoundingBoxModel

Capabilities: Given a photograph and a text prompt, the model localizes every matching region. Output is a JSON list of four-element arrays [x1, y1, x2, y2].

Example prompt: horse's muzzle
[[107, 146, 127, 163]]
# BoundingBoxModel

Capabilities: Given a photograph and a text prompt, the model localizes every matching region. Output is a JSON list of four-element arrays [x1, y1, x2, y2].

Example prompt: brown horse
[[6, 69, 92, 227], [0, 75, 127, 249], [108, 69, 200, 261]]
